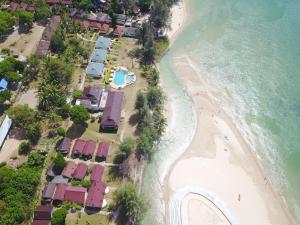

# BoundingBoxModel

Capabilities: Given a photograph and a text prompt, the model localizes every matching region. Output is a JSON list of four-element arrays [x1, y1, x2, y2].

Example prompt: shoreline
[[160, 0, 297, 224]]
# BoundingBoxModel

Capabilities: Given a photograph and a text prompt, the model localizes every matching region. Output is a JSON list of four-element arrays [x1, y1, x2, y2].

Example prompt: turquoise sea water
[[141, 0, 300, 224]]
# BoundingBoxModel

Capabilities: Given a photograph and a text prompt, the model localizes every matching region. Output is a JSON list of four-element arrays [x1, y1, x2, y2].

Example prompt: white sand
[[167, 0, 189, 43], [163, 57, 296, 224], [181, 193, 231, 225]]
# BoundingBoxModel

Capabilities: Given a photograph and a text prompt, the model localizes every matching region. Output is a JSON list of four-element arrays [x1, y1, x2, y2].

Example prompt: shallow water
[[141, 0, 300, 224]]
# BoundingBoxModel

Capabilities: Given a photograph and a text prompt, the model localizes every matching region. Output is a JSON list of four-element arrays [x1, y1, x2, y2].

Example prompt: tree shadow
[[128, 112, 139, 126], [66, 124, 86, 139], [9, 127, 26, 140]]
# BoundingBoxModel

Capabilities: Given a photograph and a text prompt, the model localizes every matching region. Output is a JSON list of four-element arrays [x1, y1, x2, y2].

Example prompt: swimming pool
[[114, 69, 126, 86]]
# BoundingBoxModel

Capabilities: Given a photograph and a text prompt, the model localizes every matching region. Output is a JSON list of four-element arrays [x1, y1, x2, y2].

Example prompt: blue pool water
[[114, 70, 126, 86]]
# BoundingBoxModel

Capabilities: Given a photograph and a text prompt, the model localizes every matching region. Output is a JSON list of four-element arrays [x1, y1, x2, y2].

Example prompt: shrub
[[57, 127, 66, 137], [54, 152, 66, 172], [51, 207, 67, 225], [18, 141, 31, 155], [72, 90, 82, 100], [81, 179, 91, 188]]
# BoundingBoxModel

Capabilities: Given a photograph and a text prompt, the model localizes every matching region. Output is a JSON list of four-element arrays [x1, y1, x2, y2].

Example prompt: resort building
[[96, 142, 110, 162], [52, 183, 67, 204], [78, 87, 102, 112], [32, 205, 53, 225], [73, 162, 88, 180], [57, 137, 72, 155], [61, 161, 77, 179], [82, 140, 96, 159], [0, 115, 12, 150], [51, 175, 69, 184], [72, 139, 86, 157], [100, 91, 124, 132], [113, 26, 124, 37], [0, 78, 8, 92], [90, 164, 104, 182], [95, 36, 112, 50], [91, 49, 108, 63], [64, 186, 86, 205], [85, 181, 107, 210], [116, 14, 127, 25], [42, 182, 57, 203], [85, 62, 105, 78], [124, 27, 140, 38]]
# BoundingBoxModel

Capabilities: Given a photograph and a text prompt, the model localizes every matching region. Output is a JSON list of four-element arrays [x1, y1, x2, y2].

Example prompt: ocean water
[[141, 0, 300, 224]]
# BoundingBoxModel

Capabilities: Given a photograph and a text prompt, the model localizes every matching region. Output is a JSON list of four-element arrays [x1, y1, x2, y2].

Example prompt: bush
[[72, 90, 82, 100], [81, 179, 91, 188], [54, 152, 66, 171], [51, 207, 67, 225], [18, 141, 31, 155], [57, 127, 66, 137]]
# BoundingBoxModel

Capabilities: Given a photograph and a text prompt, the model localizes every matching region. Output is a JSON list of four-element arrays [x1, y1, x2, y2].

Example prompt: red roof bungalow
[[62, 161, 77, 179], [61, 0, 72, 5], [58, 137, 72, 154], [73, 162, 88, 180], [90, 164, 104, 182], [19, 2, 28, 10], [100, 91, 124, 132], [9, 2, 19, 10], [34, 205, 53, 221], [52, 183, 67, 203], [99, 23, 110, 34], [113, 26, 124, 37], [64, 186, 86, 205], [96, 142, 110, 162], [85, 181, 106, 209], [82, 140, 96, 159], [80, 21, 90, 31], [72, 139, 86, 157]]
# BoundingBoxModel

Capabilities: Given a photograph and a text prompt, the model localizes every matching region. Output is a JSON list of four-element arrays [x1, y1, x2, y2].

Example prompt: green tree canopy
[[0, 11, 14, 35], [54, 152, 66, 171], [7, 104, 37, 128], [113, 182, 147, 224], [14, 10, 34, 28], [135, 91, 147, 110], [51, 207, 67, 225], [7, 105, 41, 144], [149, 0, 170, 30], [69, 105, 90, 125], [34, 6, 51, 24], [50, 26, 66, 54]]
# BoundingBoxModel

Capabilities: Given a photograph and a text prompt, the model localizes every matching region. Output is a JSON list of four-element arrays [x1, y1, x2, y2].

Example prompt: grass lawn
[[66, 212, 110, 225]]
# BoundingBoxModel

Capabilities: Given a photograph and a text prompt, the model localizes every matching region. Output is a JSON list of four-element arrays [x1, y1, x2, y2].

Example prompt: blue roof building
[[0, 115, 12, 149], [95, 36, 111, 50], [91, 49, 108, 63], [86, 62, 105, 78], [0, 78, 8, 92]]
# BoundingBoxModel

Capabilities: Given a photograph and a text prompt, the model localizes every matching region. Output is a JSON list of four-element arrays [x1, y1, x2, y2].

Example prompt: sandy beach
[[162, 1, 297, 225], [166, 0, 189, 44]]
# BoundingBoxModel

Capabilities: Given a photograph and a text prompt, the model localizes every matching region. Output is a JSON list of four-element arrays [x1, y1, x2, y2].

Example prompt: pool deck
[[110, 67, 136, 89]]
